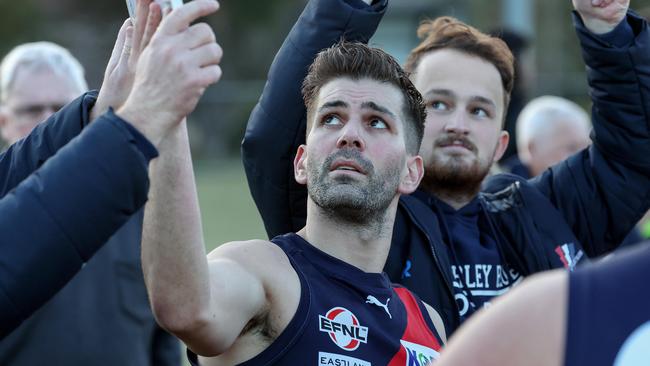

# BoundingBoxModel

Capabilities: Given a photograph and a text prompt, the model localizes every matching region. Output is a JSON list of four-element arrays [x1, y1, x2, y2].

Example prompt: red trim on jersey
[[387, 288, 442, 365]]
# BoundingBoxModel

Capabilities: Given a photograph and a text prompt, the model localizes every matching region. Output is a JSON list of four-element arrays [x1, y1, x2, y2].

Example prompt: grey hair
[[516, 95, 591, 161], [0, 41, 87, 102]]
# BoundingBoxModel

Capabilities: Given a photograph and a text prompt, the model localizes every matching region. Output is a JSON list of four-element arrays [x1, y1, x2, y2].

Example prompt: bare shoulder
[[208, 239, 289, 267], [207, 239, 298, 288]]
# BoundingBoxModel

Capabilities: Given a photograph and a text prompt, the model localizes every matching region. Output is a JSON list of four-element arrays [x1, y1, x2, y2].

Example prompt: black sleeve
[[151, 326, 181, 366], [0, 91, 97, 197], [532, 12, 650, 256], [0, 110, 156, 337]]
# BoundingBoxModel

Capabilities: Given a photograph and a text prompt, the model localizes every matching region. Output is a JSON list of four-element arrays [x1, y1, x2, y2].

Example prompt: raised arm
[[143, 121, 269, 356], [138, 1, 269, 356], [241, 0, 387, 238], [531, 0, 650, 256]]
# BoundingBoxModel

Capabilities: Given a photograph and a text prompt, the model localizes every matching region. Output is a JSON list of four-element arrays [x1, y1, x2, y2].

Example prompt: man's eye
[[471, 107, 489, 118], [323, 115, 343, 126], [17, 106, 45, 115], [369, 118, 388, 129], [430, 101, 449, 111]]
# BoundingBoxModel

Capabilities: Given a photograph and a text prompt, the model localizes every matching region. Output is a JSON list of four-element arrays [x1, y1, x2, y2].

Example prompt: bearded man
[[242, 0, 650, 335]]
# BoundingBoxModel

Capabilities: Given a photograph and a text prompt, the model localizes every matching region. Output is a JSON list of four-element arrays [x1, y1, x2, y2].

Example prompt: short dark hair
[[302, 41, 426, 154], [405, 17, 515, 110]]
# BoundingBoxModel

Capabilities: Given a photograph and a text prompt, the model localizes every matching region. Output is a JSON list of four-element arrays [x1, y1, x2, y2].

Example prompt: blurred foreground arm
[[436, 271, 567, 366]]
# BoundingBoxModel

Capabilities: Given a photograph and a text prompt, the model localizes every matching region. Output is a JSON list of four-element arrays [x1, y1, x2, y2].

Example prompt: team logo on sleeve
[[319, 307, 369, 351], [555, 243, 584, 271]]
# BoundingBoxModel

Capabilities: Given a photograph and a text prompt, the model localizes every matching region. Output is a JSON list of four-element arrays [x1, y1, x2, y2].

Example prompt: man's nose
[[444, 111, 470, 135], [336, 120, 365, 150], [44, 106, 59, 115]]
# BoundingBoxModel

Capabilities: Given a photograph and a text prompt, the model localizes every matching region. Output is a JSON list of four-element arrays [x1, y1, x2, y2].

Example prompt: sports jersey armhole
[[187, 348, 199, 366], [236, 238, 312, 365], [414, 293, 446, 346], [418, 302, 444, 344]]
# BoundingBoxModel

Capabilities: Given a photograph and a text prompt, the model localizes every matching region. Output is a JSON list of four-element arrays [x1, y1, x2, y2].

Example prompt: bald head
[[516, 96, 591, 176]]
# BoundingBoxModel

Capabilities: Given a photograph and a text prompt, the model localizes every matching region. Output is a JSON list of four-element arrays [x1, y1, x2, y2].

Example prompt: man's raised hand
[[93, 0, 163, 120], [117, 0, 222, 146], [573, 0, 629, 34]]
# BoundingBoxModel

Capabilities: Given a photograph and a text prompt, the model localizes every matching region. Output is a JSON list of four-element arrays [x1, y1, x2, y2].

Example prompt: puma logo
[[366, 295, 392, 319]]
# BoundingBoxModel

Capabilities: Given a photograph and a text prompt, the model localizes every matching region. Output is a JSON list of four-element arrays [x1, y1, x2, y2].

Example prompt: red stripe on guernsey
[[388, 288, 442, 366], [555, 246, 569, 268]]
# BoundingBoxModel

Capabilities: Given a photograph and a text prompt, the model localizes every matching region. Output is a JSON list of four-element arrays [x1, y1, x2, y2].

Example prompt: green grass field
[[194, 159, 269, 252]]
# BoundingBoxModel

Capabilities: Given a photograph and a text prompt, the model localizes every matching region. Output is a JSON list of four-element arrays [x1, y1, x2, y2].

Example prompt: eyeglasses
[[9, 104, 66, 120]]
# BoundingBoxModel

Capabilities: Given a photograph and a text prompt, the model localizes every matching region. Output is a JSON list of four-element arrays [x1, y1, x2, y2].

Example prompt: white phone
[[126, 0, 137, 19], [157, 0, 184, 13], [126, 0, 184, 20]]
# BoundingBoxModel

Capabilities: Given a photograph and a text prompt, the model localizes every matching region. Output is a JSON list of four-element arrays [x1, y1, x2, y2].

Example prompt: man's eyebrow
[[424, 88, 497, 108], [470, 96, 497, 109], [423, 88, 455, 98], [318, 100, 348, 113], [361, 101, 397, 119]]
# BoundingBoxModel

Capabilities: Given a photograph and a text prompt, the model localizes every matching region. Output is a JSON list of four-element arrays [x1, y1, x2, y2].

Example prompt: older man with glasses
[[0, 42, 85, 145]]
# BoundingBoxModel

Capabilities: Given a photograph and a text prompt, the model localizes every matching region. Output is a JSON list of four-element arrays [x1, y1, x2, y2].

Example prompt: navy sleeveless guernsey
[[565, 244, 650, 366], [189, 232, 443, 365]]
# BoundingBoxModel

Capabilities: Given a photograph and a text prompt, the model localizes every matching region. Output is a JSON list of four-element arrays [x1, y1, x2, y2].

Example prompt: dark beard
[[420, 154, 489, 200], [307, 148, 401, 226], [420, 134, 496, 201]]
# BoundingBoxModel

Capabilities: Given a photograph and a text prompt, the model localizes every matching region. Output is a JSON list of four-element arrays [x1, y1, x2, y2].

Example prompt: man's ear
[[493, 130, 510, 162], [0, 106, 8, 127], [399, 155, 424, 195], [526, 140, 537, 160], [294, 145, 308, 185], [0, 107, 11, 143]]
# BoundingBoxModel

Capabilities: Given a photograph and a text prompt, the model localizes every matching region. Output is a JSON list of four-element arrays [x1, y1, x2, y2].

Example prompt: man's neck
[[422, 185, 480, 211], [298, 199, 396, 273], [528, 161, 544, 178]]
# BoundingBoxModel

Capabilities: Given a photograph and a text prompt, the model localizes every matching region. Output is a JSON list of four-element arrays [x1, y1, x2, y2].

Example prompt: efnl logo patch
[[319, 307, 369, 351], [555, 243, 584, 271], [400, 340, 440, 366]]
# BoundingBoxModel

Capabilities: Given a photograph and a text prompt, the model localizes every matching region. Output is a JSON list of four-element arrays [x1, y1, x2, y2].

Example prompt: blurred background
[[1, 0, 649, 248]]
